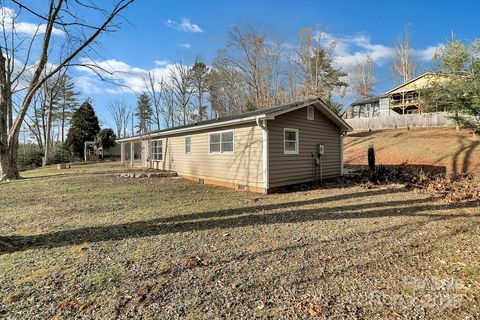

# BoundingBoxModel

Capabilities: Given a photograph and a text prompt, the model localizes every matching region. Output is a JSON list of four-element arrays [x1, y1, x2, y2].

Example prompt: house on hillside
[[345, 94, 391, 119], [345, 72, 453, 118], [387, 72, 452, 114], [117, 98, 352, 193]]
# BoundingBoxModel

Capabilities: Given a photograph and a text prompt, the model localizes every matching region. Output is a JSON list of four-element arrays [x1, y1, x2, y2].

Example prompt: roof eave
[[117, 114, 266, 142]]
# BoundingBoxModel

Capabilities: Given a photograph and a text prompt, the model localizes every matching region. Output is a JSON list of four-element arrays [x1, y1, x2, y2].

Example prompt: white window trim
[[307, 106, 315, 120], [150, 139, 163, 161], [208, 129, 235, 154], [184, 136, 191, 155], [284, 128, 299, 154]]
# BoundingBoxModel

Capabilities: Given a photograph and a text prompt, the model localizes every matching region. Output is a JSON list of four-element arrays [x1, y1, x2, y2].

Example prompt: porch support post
[[130, 142, 134, 167], [120, 142, 125, 164]]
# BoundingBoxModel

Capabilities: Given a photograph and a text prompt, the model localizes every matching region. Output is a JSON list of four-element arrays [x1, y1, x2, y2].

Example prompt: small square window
[[307, 106, 315, 120], [284, 129, 299, 154]]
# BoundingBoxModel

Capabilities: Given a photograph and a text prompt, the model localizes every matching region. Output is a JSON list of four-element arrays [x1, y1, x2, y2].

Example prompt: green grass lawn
[[1, 163, 479, 319]]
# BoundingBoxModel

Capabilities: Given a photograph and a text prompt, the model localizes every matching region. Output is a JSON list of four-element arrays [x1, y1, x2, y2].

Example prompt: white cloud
[[316, 31, 439, 72], [412, 45, 439, 61], [317, 32, 393, 71], [178, 43, 191, 49], [74, 58, 181, 95], [74, 75, 103, 94], [1, 7, 64, 36], [166, 17, 203, 33], [154, 60, 170, 66]]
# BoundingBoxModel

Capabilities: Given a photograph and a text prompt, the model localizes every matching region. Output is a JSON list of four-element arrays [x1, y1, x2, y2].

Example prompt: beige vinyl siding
[[145, 122, 264, 189], [268, 106, 341, 188]]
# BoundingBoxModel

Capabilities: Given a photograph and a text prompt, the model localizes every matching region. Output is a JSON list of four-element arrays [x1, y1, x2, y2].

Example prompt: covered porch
[[389, 90, 421, 114], [119, 140, 144, 167]]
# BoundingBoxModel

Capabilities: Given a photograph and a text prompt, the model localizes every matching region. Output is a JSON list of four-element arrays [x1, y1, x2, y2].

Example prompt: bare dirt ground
[[0, 163, 479, 319], [345, 127, 480, 174]]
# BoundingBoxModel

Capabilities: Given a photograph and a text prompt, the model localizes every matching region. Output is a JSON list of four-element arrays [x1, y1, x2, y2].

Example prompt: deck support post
[[130, 142, 134, 167]]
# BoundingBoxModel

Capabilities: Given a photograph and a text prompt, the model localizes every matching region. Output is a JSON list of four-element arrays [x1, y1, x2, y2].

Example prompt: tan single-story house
[[117, 98, 352, 193]]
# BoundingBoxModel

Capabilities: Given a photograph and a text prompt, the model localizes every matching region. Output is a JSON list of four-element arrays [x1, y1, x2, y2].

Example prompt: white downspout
[[340, 131, 345, 176], [256, 116, 269, 193]]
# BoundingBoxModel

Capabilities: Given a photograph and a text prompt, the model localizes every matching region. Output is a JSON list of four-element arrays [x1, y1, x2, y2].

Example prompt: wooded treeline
[[112, 25, 424, 137], [113, 24, 351, 136], [2, 0, 478, 181], [0, 0, 133, 180]]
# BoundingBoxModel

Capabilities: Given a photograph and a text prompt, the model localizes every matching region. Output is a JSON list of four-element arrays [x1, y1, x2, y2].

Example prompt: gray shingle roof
[[350, 94, 388, 106], [118, 97, 352, 142]]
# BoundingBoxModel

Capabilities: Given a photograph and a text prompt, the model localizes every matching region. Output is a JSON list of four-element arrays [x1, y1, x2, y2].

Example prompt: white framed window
[[209, 130, 234, 154], [185, 136, 191, 154], [150, 139, 163, 160], [307, 106, 315, 120], [284, 128, 299, 154]]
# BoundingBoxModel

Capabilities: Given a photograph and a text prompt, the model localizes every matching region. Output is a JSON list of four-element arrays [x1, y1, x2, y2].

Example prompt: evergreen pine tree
[[135, 93, 153, 135], [66, 100, 101, 158], [190, 59, 210, 121]]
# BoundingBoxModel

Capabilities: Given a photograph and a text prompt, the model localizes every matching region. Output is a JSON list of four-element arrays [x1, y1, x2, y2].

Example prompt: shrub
[[370, 165, 393, 183], [51, 143, 73, 164], [95, 128, 116, 150], [367, 145, 375, 171], [17, 145, 43, 171]]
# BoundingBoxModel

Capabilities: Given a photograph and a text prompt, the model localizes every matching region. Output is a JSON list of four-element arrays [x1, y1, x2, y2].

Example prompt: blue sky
[[14, 0, 480, 128]]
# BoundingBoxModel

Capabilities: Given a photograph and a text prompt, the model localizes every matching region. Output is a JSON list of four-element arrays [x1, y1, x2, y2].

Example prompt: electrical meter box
[[317, 144, 325, 155]]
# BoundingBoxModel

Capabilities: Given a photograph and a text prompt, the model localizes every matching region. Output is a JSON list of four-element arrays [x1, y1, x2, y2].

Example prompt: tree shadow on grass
[[1, 185, 478, 255]]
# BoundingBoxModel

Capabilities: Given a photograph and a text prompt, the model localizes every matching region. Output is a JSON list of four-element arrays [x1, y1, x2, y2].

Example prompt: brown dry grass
[[345, 127, 480, 174], [0, 162, 479, 319]]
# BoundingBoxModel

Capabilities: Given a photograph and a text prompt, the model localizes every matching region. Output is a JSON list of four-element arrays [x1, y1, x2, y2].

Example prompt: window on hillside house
[[284, 128, 299, 154], [209, 130, 234, 154], [307, 106, 315, 120], [185, 136, 191, 154], [150, 139, 163, 160]]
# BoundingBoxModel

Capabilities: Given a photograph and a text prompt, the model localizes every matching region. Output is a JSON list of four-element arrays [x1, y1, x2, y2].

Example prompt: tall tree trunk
[[0, 141, 20, 181], [61, 105, 65, 143], [32, 101, 44, 149], [43, 96, 54, 166], [198, 89, 204, 121]]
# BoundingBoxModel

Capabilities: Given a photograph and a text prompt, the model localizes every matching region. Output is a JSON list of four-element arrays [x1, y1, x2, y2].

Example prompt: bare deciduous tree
[[145, 71, 163, 130], [42, 70, 65, 166], [0, 0, 133, 180], [159, 79, 176, 128], [190, 57, 209, 121], [169, 62, 194, 125], [334, 84, 348, 107], [392, 29, 416, 84], [351, 55, 375, 98], [208, 59, 249, 117], [218, 22, 284, 110], [108, 99, 131, 138], [291, 26, 347, 102]]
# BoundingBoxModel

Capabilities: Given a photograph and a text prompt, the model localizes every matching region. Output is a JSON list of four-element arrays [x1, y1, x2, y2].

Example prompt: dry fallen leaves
[[185, 256, 203, 269], [411, 173, 480, 203]]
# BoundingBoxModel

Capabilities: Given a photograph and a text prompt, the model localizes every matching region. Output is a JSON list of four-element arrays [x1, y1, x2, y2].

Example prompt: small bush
[[367, 145, 375, 171], [51, 143, 73, 164], [17, 146, 43, 171]]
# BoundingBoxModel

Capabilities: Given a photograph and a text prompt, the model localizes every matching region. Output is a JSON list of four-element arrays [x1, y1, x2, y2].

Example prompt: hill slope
[[344, 128, 480, 174]]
